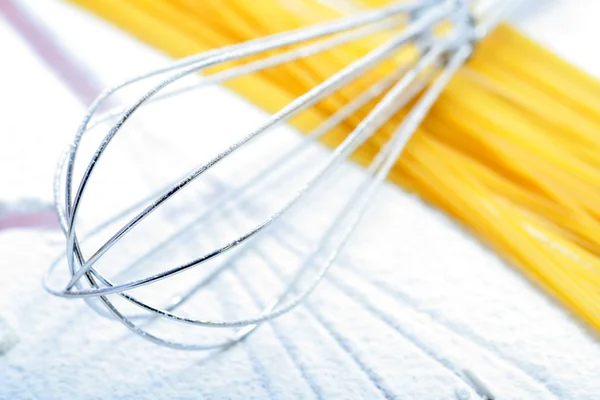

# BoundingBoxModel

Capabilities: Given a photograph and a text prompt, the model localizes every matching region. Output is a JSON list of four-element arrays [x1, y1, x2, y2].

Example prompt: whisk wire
[[47, 65, 414, 325], [46, 0, 501, 349], [63, 0, 456, 292], [62, 0, 439, 285]]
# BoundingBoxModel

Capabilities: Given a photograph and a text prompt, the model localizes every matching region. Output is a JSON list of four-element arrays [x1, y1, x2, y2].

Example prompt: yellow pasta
[[69, 0, 600, 330]]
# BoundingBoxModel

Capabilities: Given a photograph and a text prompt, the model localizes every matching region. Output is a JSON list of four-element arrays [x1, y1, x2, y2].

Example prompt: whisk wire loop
[[63, 0, 457, 292], [46, 0, 507, 349]]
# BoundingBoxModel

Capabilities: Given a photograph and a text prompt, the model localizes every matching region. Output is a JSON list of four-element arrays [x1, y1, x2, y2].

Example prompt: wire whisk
[[46, 0, 514, 350]]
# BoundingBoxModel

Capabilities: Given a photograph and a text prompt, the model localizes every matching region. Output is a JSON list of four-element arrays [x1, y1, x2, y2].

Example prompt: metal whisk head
[[46, 0, 511, 349]]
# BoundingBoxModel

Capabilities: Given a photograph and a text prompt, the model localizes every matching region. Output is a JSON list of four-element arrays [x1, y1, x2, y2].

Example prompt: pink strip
[[0, 0, 104, 230], [0, 210, 59, 230], [0, 0, 102, 103]]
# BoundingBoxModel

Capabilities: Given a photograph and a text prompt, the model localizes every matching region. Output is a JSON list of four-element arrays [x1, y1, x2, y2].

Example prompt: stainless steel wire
[[46, 0, 514, 350]]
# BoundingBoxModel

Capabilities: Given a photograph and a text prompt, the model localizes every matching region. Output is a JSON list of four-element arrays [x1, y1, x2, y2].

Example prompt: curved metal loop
[[63, 0, 455, 293], [45, 0, 506, 350]]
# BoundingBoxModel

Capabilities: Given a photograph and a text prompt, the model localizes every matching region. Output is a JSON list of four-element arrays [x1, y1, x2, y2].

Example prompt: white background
[[0, 1, 599, 399]]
